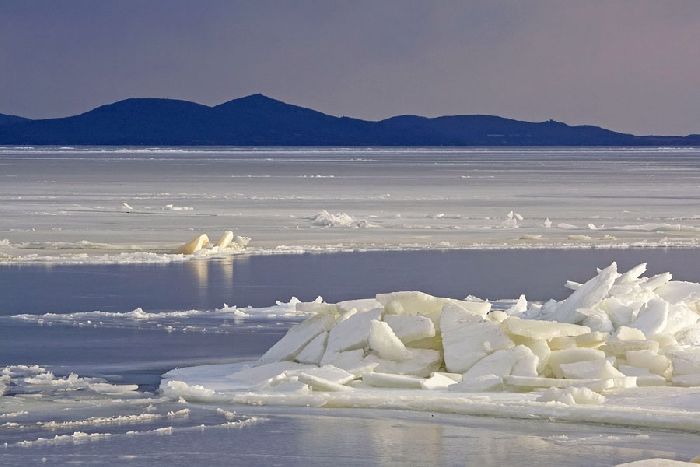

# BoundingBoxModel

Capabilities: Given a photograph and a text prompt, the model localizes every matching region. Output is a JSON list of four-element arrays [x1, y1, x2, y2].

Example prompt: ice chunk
[[431, 371, 463, 382], [336, 298, 382, 314], [559, 360, 625, 380], [162, 380, 215, 401], [257, 373, 311, 394], [296, 298, 337, 314], [449, 374, 503, 393], [228, 362, 311, 389], [617, 365, 668, 386], [548, 348, 606, 378], [604, 298, 638, 328], [616, 263, 647, 284], [580, 307, 615, 333], [177, 234, 210, 254], [537, 387, 605, 405], [447, 299, 492, 317], [382, 315, 435, 343], [616, 326, 647, 341], [311, 210, 357, 227], [363, 372, 424, 389], [625, 350, 670, 376], [297, 372, 351, 392], [368, 320, 412, 361], [462, 345, 538, 382], [324, 349, 377, 376], [667, 348, 700, 376], [504, 375, 636, 391], [640, 273, 673, 292], [656, 281, 700, 304], [421, 373, 459, 390], [671, 374, 700, 387], [259, 312, 336, 364], [215, 231, 234, 248], [663, 303, 699, 335], [504, 317, 590, 340], [88, 382, 139, 395], [575, 332, 608, 348], [369, 349, 441, 377], [321, 308, 381, 363], [379, 292, 440, 325], [676, 326, 700, 346], [377, 291, 488, 328], [512, 336, 550, 373], [602, 339, 660, 357], [291, 366, 355, 385], [542, 263, 620, 323], [505, 294, 528, 315], [234, 235, 251, 248], [295, 332, 328, 365], [441, 306, 513, 373], [630, 298, 668, 337]]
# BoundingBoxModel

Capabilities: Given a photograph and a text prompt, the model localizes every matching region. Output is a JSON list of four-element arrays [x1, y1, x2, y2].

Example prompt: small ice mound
[[163, 204, 194, 211], [161, 380, 215, 401], [544, 217, 552, 229], [2, 364, 143, 400], [233, 235, 251, 248], [568, 234, 592, 241], [311, 210, 355, 227], [177, 234, 210, 254], [215, 231, 234, 248], [502, 210, 524, 228], [310, 210, 373, 228]]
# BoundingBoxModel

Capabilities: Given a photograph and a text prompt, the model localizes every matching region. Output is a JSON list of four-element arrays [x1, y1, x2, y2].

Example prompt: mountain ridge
[[1, 94, 697, 146]]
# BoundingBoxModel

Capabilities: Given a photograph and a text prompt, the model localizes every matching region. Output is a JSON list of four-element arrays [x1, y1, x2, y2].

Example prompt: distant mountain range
[[0, 94, 698, 146]]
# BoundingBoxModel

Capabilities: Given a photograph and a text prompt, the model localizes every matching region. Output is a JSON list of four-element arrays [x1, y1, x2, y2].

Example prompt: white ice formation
[[162, 262, 700, 431], [176, 232, 250, 255]]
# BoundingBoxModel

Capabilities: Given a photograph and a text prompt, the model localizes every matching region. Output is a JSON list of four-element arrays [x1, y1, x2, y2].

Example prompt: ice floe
[[7, 298, 315, 333], [0, 231, 251, 264], [160, 263, 700, 432]]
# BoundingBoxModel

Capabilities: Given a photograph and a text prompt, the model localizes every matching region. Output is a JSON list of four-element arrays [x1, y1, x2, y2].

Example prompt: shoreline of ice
[[3, 238, 700, 266]]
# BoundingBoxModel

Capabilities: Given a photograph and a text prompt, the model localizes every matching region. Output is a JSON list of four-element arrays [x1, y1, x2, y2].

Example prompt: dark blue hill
[[0, 94, 697, 146]]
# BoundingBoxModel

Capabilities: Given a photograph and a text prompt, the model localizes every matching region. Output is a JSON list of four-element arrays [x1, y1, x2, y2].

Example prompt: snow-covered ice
[[3, 147, 700, 263]]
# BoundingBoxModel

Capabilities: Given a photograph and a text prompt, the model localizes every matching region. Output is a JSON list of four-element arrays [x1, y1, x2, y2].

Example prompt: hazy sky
[[1, 0, 698, 135]]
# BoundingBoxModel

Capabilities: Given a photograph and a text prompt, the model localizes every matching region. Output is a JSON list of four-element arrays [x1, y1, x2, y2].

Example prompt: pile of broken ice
[[166, 262, 700, 406]]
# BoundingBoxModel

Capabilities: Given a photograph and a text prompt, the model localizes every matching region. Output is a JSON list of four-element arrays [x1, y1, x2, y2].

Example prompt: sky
[[1, 0, 698, 135]]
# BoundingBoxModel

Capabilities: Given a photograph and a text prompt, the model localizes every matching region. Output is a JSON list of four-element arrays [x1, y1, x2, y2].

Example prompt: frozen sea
[[2, 146, 700, 263], [2, 147, 700, 465], [3, 249, 700, 465]]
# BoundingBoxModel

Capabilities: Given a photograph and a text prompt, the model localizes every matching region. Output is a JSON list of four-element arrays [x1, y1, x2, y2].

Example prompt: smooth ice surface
[[3, 147, 700, 263]]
